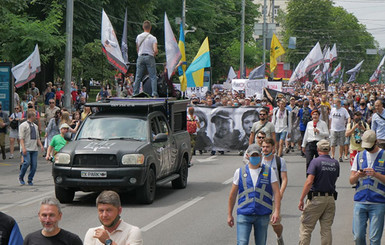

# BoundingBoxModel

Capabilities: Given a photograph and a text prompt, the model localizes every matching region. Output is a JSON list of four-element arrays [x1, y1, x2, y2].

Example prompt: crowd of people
[[186, 82, 385, 245]]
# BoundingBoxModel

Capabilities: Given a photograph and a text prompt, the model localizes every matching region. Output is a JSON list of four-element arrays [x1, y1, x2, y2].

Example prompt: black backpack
[[302, 108, 311, 126], [275, 155, 282, 185]]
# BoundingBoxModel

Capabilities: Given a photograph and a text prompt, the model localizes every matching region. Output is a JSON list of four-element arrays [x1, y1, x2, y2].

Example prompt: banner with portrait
[[192, 106, 266, 151]]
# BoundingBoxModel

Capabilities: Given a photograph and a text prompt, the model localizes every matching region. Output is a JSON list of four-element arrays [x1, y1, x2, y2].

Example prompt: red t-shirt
[[56, 90, 64, 101]]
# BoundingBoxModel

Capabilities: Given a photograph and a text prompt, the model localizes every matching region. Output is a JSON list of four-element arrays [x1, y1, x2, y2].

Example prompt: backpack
[[274, 109, 289, 126], [187, 115, 197, 134], [302, 108, 311, 126], [275, 155, 282, 185], [9, 113, 18, 130]]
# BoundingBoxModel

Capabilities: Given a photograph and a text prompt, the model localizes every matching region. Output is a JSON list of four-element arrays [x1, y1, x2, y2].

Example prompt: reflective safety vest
[[237, 164, 273, 215], [355, 149, 385, 203]]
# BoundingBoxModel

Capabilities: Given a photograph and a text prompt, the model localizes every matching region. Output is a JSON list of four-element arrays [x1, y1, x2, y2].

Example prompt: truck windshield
[[77, 117, 147, 141]]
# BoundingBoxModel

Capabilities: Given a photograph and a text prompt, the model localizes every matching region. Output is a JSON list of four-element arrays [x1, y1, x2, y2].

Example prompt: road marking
[[0, 163, 11, 166], [196, 156, 216, 163], [141, 196, 204, 232], [222, 177, 233, 185], [0, 190, 54, 211]]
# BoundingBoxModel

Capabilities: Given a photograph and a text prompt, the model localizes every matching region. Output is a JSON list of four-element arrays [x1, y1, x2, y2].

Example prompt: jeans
[[353, 202, 385, 245], [19, 151, 38, 183], [237, 214, 270, 245], [133, 55, 158, 97]]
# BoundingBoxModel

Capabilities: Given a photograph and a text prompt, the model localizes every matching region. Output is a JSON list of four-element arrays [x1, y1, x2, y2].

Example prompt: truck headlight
[[122, 154, 144, 165], [55, 153, 71, 165]]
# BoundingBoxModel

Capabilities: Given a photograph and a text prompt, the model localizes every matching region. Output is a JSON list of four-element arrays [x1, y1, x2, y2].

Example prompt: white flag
[[346, 60, 364, 83], [288, 60, 304, 85], [226, 66, 237, 82], [331, 62, 342, 78], [302, 42, 324, 73], [164, 13, 181, 80], [101, 9, 127, 74], [12, 44, 41, 88], [330, 43, 337, 62], [370, 55, 385, 83]]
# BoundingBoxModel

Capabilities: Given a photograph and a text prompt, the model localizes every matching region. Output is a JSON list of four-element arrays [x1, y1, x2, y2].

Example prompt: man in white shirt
[[329, 98, 351, 162], [272, 100, 291, 157], [133, 20, 158, 97], [84, 191, 143, 245]]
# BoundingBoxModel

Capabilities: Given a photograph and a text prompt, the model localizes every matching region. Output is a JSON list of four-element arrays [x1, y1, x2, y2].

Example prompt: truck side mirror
[[154, 133, 168, 143], [64, 132, 72, 141]]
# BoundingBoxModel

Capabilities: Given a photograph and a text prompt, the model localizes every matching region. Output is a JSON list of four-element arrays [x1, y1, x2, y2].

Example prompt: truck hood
[[62, 139, 147, 155]]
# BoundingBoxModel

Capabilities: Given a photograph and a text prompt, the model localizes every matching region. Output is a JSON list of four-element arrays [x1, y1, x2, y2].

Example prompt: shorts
[[269, 201, 281, 226], [0, 133, 5, 146], [344, 136, 350, 145], [276, 131, 287, 142], [331, 130, 345, 146], [9, 129, 18, 139]]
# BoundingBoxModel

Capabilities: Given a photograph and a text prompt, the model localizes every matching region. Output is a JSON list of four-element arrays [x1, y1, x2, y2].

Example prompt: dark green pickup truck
[[52, 98, 191, 204]]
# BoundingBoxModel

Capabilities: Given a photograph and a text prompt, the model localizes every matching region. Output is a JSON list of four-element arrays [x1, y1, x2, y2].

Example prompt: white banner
[[231, 79, 247, 92], [245, 79, 268, 98], [192, 106, 265, 151], [12, 44, 41, 88], [267, 81, 282, 91], [185, 87, 208, 98]]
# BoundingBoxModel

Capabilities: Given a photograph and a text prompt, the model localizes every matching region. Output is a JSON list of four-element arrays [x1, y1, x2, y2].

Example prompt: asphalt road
[[0, 149, 378, 244]]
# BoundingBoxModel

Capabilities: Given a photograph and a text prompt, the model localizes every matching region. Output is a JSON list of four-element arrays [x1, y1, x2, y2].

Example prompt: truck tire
[[136, 168, 156, 204], [55, 185, 74, 203], [172, 158, 188, 189]]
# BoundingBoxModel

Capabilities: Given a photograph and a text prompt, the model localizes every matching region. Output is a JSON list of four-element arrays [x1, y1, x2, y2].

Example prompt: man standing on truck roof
[[133, 20, 159, 98]]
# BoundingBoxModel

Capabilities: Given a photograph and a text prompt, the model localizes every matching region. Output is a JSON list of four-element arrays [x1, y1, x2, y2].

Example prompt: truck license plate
[[81, 171, 107, 178]]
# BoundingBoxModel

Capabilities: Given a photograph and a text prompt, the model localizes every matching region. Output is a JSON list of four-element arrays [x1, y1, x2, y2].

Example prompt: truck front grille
[[72, 154, 118, 167]]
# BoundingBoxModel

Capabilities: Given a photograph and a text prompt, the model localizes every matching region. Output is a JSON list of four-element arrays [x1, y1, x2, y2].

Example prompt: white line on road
[[196, 156, 217, 163], [0, 190, 54, 211], [140, 196, 204, 232], [222, 177, 233, 185]]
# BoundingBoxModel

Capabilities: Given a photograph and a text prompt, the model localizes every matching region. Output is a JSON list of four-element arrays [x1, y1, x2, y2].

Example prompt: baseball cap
[[317, 139, 330, 152], [60, 123, 70, 130], [211, 110, 231, 123], [311, 109, 319, 116], [246, 144, 262, 156], [361, 130, 377, 148], [290, 97, 295, 101]]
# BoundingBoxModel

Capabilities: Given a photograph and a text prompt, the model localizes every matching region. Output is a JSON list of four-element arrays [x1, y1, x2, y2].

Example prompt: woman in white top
[[9, 106, 23, 159]]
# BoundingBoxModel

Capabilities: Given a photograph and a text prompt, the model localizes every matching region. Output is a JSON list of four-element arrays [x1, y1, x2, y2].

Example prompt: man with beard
[[211, 110, 241, 150], [23, 197, 82, 244], [84, 191, 143, 245]]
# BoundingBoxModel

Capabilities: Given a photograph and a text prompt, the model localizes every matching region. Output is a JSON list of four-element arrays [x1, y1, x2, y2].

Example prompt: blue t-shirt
[[307, 155, 339, 193]]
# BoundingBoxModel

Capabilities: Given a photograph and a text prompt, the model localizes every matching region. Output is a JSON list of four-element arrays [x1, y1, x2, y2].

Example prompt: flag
[[346, 60, 364, 83], [331, 62, 342, 79], [312, 65, 322, 76], [323, 47, 331, 73], [12, 44, 41, 88], [249, 64, 265, 79], [338, 68, 344, 86], [302, 42, 324, 73], [101, 9, 127, 74], [178, 23, 187, 91], [270, 34, 285, 72], [288, 60, 304, 85], [185, 37, 210, 87], [164, 13, 181, 80], [121, 9, 128, 65], [370, 55, 385, 83], [330, 43, 337, 62], [226, 66, 237, 83]]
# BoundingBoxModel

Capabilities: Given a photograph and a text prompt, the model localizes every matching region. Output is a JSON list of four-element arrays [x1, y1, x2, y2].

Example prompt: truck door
[[157, 116, 176, 174], [150, 117, 169, 178]]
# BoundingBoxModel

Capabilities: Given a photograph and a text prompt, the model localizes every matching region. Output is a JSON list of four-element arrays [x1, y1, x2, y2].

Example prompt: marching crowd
[[187, 82, 385, 244]]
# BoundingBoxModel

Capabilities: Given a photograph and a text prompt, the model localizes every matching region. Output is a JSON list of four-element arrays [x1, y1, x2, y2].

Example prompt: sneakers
[[344, 155, 349, 160], [339, 157, 343, 162], [9, 154, 13, 159], [277, 236, 284, 245], [19, 178, 25, 185], [285, 148, 290, 154], [28, 181, 33, 186]]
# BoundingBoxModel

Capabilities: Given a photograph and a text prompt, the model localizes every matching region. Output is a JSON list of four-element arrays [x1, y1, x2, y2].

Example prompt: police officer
[[228, 144, 281, 245], [298, 139, 339, 245], [350, 130, 385, 245]]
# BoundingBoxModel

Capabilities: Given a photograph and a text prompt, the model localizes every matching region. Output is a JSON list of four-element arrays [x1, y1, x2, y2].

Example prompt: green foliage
[[281, 0, 379, 83]]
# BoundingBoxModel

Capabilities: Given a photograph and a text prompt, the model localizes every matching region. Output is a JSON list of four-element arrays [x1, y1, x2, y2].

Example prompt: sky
[[334, 0, 385, 49]]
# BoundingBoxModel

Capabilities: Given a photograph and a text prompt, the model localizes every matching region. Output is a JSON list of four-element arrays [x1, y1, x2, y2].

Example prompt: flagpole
[[262, 0, 267, 64], [240, 0, 245, 78], [64, 0, 74, 110]]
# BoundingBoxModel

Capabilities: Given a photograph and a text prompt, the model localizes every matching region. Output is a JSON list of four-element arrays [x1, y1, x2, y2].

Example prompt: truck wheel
[[137, 168, 156, 204], [55, 185, 74, 203], [172, 158, 188, 189]]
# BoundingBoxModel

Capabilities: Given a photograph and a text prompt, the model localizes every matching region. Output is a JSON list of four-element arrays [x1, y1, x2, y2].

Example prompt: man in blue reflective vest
[[350, 130, 385, 245], [227, 144, 281, 245]]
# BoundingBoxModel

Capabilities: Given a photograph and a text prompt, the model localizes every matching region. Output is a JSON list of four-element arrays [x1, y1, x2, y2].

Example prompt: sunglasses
[[257, 136, 265, 139], [49, 102, 55, 104], [259, 114, 266, 116], [15, 108, 20, 110]]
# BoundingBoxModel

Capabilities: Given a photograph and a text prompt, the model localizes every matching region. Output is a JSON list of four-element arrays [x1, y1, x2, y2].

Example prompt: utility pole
[[182, 0, 186, 29], [262, 0, 267, 64], [272, 0, 275, 24], [240, 0, 245, 78], [64, 0, 74, 110]]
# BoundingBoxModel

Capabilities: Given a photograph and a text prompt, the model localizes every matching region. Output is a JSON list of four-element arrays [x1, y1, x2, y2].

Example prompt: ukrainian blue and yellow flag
[[185, 37, 210, 87], [178, 23, 187, 91]]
